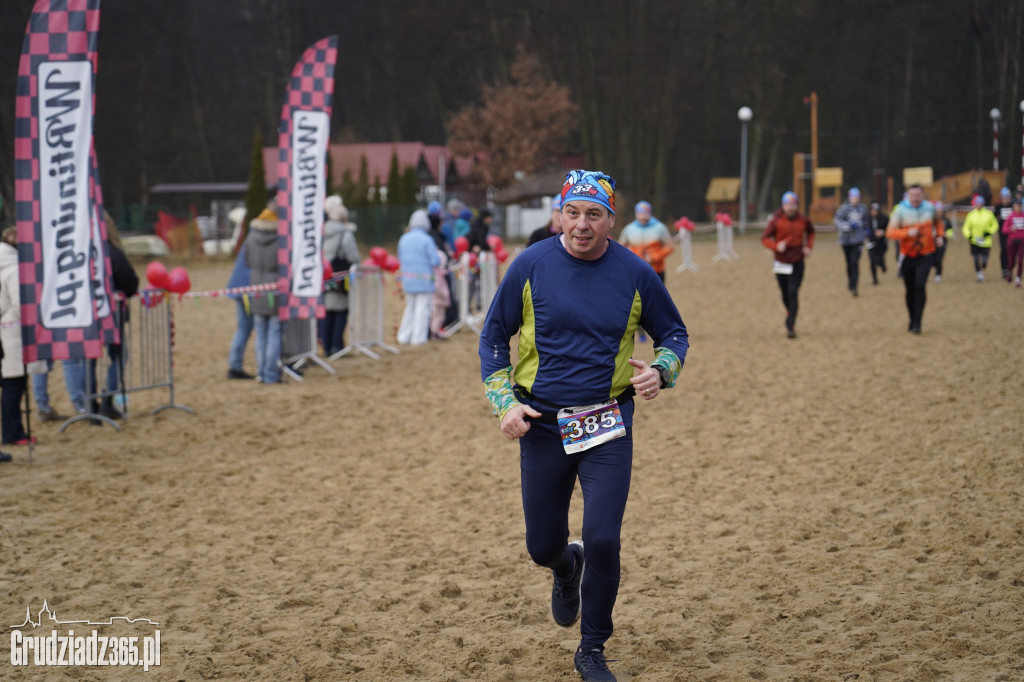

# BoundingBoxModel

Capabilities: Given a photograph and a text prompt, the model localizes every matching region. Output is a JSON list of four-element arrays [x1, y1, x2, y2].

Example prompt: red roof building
[[262, 142, 478, 190]]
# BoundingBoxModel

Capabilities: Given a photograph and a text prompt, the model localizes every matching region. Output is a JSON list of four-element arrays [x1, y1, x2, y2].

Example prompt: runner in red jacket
[[762, 192, 815, 338]]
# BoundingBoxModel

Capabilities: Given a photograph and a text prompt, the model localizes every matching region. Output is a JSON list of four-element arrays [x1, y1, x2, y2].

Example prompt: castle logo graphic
[[9, 599, 161, 671]]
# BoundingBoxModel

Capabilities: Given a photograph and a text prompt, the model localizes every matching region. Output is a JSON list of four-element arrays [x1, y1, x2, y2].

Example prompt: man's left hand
[[628, 358, 660, 401]]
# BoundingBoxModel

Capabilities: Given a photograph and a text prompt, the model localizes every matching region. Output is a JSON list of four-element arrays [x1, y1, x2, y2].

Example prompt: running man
[[833, 187, 870, 296], [866, 202, 889, 285], [887, 184, 943, 333], [996, 187, 1014, 281], [618, 201, 674, 282], [479, 170, 688, 682], [932, 201, 952, 283], [762, 191, 815, 338]]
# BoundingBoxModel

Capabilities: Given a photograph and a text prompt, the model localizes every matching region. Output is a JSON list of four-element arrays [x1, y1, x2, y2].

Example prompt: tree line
[[1, 0, 1022, 227]]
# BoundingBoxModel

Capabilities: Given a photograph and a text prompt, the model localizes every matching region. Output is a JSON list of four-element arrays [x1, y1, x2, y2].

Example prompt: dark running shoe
[[37, 408, 65, 422], [574, 646, 616, 681], [99, 405, 124, 420], [552, 540, 584, 627], [0, 452, 11, 463], [227, 368, 254, 380]]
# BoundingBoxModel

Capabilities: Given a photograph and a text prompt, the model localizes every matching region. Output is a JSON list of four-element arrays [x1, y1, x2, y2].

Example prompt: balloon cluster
[[714, 212, 733, 227], [454, 235, 508, 264], [146, 261, 191, 294], [674, 216, 696, 232], [363, 246, 400, 273], [487, 235, 509, 263]]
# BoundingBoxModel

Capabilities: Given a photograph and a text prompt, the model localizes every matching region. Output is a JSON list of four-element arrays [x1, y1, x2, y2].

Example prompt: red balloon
[[674, 216, 695, 232], [454, 236, 469, 256], [468, 252, 479, 269], [370, 246, 388, 267], [361, 257, 377, 268], [146, 261, 169, 290], [323, 257, 334, 281], [486, 234, 503, 250], [167, 266, 191, 294], [383, 254, 400, 273], [494, 247, 509, 263]]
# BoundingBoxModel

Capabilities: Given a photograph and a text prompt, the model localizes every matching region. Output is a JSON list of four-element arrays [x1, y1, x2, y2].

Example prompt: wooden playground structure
[[792, 92, 1008, 224]]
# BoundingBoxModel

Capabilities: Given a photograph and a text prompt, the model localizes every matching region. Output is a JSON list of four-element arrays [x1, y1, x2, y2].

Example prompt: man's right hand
[[776, 241, 787, 253], [500, 404, 543, 441]]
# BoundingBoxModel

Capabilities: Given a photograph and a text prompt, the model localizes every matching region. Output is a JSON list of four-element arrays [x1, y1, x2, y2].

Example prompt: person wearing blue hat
[[454, 208, 473, 242], [834, 187, 870, 296], [426, 200, 452, 256], [888, 185, 943, 333], [440, 198, 462, 252], [762, 191, 815, 338], [527, 194, 564, 246], [996, 187, 1014, 281], [480, 169, 688, 682], [619, 200, 674, 283]]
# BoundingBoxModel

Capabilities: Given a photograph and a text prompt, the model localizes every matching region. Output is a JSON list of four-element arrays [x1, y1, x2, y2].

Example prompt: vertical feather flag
[[275, 36, 338, 321], [15, 0, 116, 362]]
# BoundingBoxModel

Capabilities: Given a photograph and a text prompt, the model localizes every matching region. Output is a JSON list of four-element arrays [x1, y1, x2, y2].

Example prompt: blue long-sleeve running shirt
[[479, 236, 688, 423]]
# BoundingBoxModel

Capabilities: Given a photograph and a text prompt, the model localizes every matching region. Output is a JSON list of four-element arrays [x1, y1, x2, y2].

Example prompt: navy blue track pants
[[519, 416, 633, 650]]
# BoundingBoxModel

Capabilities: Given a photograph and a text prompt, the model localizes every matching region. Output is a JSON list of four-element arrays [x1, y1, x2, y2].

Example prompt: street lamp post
[[738, 106, 752, 234], [990, 107, 1001, 171]]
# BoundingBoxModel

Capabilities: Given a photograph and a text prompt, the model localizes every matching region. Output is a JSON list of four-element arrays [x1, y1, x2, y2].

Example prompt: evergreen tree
[[401, 166, 419, 205], [244, 128, 269, 224], [355, 155, 370, 207], [386, 150, 402, 205], [372, 174, 383, 206], [340, 169, 357, 207], [325, 148, 336, 196]]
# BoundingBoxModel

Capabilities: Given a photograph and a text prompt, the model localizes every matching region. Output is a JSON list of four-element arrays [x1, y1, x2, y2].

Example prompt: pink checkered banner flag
[[14, 0, 117, 362], [275, 36, 338, 321]]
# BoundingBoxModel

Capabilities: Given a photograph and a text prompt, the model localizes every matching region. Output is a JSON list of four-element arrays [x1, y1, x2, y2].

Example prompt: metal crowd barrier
[[712, 219, 738, 262], [281, 317, 334, 381], [59, 291, 194, 432], [330, 264, 398, 361], [675, 229, 700, 273], [440, 251, 498, 337]]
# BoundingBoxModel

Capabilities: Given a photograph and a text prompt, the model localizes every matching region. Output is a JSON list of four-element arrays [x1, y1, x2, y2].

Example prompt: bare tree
[[447, 46, 578, 187]]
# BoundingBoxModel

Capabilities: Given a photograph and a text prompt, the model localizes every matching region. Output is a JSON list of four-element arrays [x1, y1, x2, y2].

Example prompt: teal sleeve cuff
[[651, 348, 682, 389], [483, 367, 522, 419]]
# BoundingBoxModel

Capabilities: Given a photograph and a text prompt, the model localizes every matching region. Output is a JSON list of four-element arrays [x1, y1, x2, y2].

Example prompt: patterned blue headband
[[560, 170, 616, 215]]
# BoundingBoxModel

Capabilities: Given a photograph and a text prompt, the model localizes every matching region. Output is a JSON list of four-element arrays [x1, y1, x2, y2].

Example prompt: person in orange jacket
[[762, 191, 815, 338], [886, 184, 944, 333], [618, 201, 674, 282]]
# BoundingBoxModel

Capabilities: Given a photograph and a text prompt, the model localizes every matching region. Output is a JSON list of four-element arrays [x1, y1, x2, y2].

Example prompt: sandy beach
[[2, 229, 1022, 681]]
